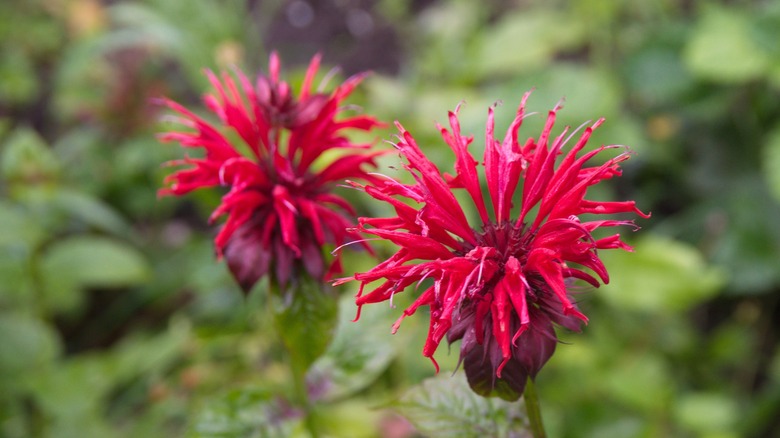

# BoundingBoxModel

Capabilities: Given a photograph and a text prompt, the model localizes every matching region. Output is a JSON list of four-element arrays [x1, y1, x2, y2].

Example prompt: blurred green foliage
[[2, 0, 780, 437]]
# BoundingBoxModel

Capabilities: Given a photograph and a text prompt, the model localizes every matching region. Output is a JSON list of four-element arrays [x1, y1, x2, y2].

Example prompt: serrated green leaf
[[599, 236, 725, 312], [309, 293, 398, 401], [684, 7, 770, 83], [273, 276, 338, 374], [39, 236, 151, 313], [763, 125, 780, 202], [393, 372, 525, 437]]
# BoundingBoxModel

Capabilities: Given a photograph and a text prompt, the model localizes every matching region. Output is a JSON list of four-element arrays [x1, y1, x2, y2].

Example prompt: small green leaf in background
[[0, 47, 39, 105], [272, 276, 339, 374], [0, 200, 45, 249], [0, 313, 60, 384], [602, 352, 673, 415], [39, 236, 151, 313], [599, 236, 725, 312], [190, 387, 304, 438], [308, 293, 398, 402], [1, 127, 61, 183], [763, 124, 780, 203], [684, 6, 770, 83], [50, 189, 133, 238], [675, 392, 739, 438], [393, 372, 525, 438], [474, 10, 583, 79], [21, 321, 188, 438]]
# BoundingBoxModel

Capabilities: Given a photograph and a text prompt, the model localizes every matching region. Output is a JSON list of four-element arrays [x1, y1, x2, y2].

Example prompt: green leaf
[[602, 352, 673, 414], [25, 357, 120, 438], [763, 124, 780, 203], [704, 180, 780, 294], [308, 293, 398, 401], [39, 236, 151, 313], [474, 10, 584, 79], [21, 321, 188, 437], [675, 393, 739, 435], [684, 6, 770, 83], [103, 317, 190, 383], [190, 387, 305, 438], [599, 236, 725, 312], [315, 400, 381, 437], [624, 46, 694, 106], [0, 127, 60, 183], [0, 200, 45, 249], [0, 313, 60, 386], [393, 372, 525, 437], [50, 189, 133, 237], [272, 276, 338, 374], [0, 47, 39, 105]]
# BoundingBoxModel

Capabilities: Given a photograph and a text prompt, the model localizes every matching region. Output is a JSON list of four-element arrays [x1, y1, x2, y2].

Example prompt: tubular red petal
[[439, 109, 490, 224]]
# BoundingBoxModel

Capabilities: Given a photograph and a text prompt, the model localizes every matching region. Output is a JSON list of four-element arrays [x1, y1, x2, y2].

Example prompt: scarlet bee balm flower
[[158, 53, 384, 293], [339, 93, 649, 400]]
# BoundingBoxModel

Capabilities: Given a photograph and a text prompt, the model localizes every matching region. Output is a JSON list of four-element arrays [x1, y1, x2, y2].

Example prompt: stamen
[[318, 66, 342, 92], [330, 238, 381, 254]]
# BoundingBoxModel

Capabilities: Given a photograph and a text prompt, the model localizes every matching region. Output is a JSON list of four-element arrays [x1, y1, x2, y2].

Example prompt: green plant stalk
[[524, 377, 546, 438], [270, 275, 334, 438], [289, 355, 320, 438]]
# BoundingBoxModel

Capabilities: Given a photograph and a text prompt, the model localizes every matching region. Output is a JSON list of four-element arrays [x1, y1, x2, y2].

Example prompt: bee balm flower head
[[339, 93, 649, 400], [158, 52, 384, 293]]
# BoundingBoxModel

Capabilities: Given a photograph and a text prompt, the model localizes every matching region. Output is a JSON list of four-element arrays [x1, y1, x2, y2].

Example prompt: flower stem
[[524, 377, 546, 438], [289, 358, 320, 438]]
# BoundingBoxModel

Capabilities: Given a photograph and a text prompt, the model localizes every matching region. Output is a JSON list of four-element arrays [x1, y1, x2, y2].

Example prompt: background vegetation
[[2, 0, 780, 436]]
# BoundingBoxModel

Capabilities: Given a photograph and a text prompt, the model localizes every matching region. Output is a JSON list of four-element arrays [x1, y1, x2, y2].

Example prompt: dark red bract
[[158, 53, 384, 293], [339, 93, 649, 400]]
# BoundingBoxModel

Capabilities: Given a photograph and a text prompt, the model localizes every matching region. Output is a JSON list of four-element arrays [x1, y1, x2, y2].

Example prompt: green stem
[[289, 358, 319, 438], [524, 377, 546, 438], [269, 278, 324, 438]]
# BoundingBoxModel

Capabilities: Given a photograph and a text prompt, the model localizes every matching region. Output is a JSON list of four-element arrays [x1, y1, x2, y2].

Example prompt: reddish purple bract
[[339, 93, 649, 400], [158, 53, 384, 293]]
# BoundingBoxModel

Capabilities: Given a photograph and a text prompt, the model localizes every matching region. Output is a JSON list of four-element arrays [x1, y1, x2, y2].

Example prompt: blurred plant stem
[[270, 273, 337, 437], [289, 350, 320, 438], [524, 377, 546, 438]]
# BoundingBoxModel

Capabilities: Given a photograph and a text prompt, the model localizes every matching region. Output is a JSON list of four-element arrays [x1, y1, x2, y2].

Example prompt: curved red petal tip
[[352, 304, 363, 322], [511, 323, 529, 346], [518, 89, 533, 112], [496, 356, 510, 378], [428, 355, 440, 374], [565, 306, 589, 324]]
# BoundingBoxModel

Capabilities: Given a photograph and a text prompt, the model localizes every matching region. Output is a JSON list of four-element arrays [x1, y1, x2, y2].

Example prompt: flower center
[[475, 221, 529, 263]]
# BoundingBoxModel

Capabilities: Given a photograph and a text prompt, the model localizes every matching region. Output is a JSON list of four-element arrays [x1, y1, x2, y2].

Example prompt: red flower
[[339, 93, 649, 400], [158, 53, 384, 293]]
